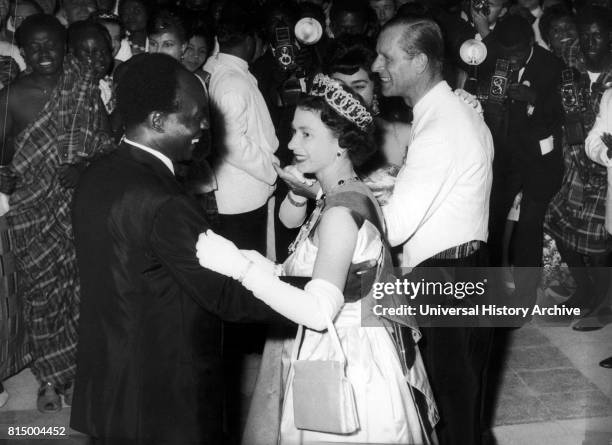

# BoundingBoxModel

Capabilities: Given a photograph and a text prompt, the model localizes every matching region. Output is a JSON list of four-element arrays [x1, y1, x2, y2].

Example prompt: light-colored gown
[[242, 184, 438, 445]]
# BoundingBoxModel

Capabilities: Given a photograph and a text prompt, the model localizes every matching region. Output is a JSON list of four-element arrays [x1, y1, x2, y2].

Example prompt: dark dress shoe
[[600, 357, 612, 368]]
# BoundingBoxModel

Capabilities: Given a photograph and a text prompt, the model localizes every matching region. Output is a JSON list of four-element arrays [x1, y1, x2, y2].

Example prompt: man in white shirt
[[372, 16, 494, 445], [373, 18, 494, 269], [203, 10, 280, 441], [203, 9, 279, 255]]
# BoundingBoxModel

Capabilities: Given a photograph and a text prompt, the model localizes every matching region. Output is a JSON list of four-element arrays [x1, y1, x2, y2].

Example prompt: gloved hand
[[196, 230, 251, 280], [241, 249, 283, 276]]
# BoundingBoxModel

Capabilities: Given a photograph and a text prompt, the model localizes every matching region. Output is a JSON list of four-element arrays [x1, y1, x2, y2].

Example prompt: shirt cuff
[[539, 136, 554, 155]]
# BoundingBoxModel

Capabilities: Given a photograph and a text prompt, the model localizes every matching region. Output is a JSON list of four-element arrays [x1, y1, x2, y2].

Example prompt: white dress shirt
[[123, 137, 175, 175], [382, 81, 494, 267], [585, 89, 612, 234], [204, 53, 278, 214]]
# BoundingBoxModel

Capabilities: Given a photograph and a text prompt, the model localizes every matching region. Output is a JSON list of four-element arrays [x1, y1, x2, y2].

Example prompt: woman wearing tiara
[[196, 74, 437, 444]]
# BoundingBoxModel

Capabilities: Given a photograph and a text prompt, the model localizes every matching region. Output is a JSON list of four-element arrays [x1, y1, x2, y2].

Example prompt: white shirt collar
[[214, 52, 249, 73], [413, 81, 450, 118], [122, 137, 175, 175]]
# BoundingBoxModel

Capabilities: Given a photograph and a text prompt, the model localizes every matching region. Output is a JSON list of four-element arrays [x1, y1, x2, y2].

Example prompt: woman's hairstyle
[[183, 12, 214, 50], [539, 4, 574, 45], [297, 80, 377, 168], [147, 8, 188, 43], [324, 34, 377, 79]]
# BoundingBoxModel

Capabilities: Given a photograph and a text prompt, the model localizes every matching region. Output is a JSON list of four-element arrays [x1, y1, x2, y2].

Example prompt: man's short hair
[[68, 20, 111, 50], [116, 54, 184, 129], [15, 14, 66, 48], [493, 14, 534, 49], [382, 15, 444, 73], [215, 4, 256, 48], [575, 6, 611, 32], [330, 0, 372, 23]]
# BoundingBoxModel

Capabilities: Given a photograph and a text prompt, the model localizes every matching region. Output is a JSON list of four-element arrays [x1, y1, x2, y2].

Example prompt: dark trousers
[[488, 151, 563, 304], [216, 204, 269, 444], [416, 248, 493, 445], [216, 204, 268, 254], [553, 238, 611, 310]]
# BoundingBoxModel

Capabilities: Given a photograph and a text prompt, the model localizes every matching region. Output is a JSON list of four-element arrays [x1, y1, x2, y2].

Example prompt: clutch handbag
[[290, 315, 359, 434]]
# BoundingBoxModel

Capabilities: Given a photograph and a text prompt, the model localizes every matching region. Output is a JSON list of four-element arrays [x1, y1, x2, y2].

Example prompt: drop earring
[[336, 151, 342, 157], [372, 94, 380, 116]]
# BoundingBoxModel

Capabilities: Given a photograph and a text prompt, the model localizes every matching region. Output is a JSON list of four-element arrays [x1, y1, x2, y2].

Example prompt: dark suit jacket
[[70, 143, 283, 444], [481, 45, 565, 165]]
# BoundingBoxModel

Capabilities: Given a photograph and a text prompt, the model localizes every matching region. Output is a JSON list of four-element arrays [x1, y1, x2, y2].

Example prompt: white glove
[[196, 230, 251, 280], [240, 249, 283, 277], [0, 193, 10, 217], [242, 271, 344, 331], [454, 88, 483, 115]]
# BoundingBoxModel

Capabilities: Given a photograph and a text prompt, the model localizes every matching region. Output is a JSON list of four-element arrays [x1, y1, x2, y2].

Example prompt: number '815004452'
[[7, 426, 66, 436]]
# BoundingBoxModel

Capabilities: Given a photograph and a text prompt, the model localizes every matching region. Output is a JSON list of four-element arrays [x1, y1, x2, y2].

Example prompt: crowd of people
[[0, 0, 610, 444]]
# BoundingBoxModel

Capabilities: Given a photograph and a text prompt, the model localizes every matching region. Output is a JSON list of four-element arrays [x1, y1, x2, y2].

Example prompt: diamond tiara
[[309, 73, 374, 131]]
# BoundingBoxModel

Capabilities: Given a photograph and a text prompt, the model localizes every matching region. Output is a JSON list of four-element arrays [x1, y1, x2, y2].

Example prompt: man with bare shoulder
[[0, 14, 113, 413]]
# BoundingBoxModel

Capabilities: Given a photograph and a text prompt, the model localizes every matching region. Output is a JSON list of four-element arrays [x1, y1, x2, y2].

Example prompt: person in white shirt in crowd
[[584, 88, 612, 368], [372, 16, 494, 445], [203, 5, 279, 255], [116, 0, 148, 61], [203, 6, 280, 439]]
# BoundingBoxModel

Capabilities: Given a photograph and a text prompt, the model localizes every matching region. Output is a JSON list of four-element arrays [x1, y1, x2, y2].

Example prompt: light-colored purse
[[290, 316, 359, 434]]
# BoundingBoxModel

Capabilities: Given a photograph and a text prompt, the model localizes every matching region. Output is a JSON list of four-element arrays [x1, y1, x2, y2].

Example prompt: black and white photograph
[[0, 0, 611, 444]]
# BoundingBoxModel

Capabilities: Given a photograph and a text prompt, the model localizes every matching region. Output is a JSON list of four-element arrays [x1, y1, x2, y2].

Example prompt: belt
[[430, 240, 484, 260]]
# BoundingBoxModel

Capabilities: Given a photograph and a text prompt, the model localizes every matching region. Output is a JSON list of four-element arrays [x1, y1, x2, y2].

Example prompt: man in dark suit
[[70, 54, 284, 445], [483, 15, 565, 303]]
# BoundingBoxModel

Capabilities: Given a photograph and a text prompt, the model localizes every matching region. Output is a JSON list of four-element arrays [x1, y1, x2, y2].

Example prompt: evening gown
[[243, 181, 438, 444]]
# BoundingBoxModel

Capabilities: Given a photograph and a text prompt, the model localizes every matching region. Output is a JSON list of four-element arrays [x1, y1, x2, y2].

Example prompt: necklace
[[288, 175, 360, 254], [320, 175, 360, 200]]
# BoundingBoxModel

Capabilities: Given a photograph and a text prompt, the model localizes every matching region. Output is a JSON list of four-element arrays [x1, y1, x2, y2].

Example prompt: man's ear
[[414, 52, 429, 75], [148, 111, 166, 133]]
